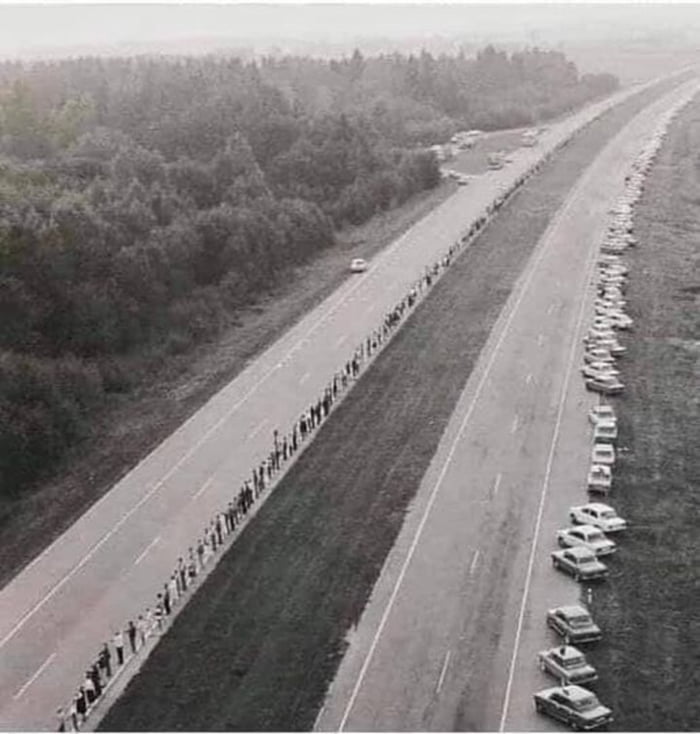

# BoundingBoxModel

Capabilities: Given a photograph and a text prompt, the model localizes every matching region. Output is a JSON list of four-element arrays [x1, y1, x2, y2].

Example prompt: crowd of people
[[54, 111, 601, 732]]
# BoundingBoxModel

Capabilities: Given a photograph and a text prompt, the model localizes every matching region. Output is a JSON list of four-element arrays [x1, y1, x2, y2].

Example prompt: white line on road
[[510, 415, 519, 433], [537, 333, 544, 345], [469, 549, 481, 575], [299, 372, 310, 385], [336, 335, 347, 348], [191, 476, 215, 503], [547, 302, 556, 315], [134, 536, 160, 566], [493, 473, 502, 498], [249, 418, 269, 439], [2, 203, 443, 650], [13, 653, 56, 700], [336, 150, 602, 730], [436, 650, 452, 694], [525, 373, 532, 385], [498, 185, 602, 732]]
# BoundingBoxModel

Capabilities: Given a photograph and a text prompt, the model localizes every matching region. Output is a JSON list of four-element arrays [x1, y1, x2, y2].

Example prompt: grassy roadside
[[587, 94, 700, 731], [98, 78, 686, 732], [0, 180, 456, 590]]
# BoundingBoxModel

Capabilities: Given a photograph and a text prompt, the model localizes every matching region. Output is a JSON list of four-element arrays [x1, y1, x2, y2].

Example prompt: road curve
[[315, 79, 699, 733]]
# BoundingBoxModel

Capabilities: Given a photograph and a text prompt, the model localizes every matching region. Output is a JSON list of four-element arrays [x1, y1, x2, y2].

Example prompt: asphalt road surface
[[315, 79, 700, 733], [0, 78, 674, 731]]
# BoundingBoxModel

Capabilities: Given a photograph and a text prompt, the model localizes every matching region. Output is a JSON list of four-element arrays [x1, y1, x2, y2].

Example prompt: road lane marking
[[469, 549, 481, 575], [191, 476, 216, 503], [510, 416, 519, 433], [335, 335, 347, 348], [537, 333, 544, 345], [13, 653, 56, 700], [498, 185, 603, 732], [547, 302, 556, 315], [299, 372, 310, 385], [249, 418, 268, 439], [133, 536, 161, 566], [525, 373, 532, 385], [435, 650, 452, 694], [336, 145, 606, 730], [493, 473, 502, 498]]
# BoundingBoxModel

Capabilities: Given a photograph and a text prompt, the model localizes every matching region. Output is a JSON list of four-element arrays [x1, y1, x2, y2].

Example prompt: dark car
[[534, 685, 613, 730], [547, 605, 602, 644]]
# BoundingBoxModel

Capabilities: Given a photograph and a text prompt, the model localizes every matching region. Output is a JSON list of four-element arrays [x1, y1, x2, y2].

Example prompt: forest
[[0, 46, 618, 499]]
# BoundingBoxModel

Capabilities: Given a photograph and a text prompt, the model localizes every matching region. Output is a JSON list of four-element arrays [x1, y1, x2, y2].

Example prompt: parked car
[[588, 405, 616, 426], [556, 525, 616, 556], [593, 421, 617, 443], [581, 362, 619, 380], [537, 646, 598, 686], [591, 443, 615, 466], [533, 686, 613, 730], [570, 503, 627, 533], [551, 546, 608, 581], [587, 464, 612, 494], [547, 605, 602, 644], [350, 258, 368, 273], [585, 375, 624, 396], [583, 348, 615, 365]]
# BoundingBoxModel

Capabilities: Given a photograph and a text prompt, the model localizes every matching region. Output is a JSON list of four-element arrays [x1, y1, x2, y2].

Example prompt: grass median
[[587, 92, 700, 732], [99, 76, 688, 732]]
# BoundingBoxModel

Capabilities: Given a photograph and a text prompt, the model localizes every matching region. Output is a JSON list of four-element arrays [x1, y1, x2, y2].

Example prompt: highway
[[315, 79, 699, 733], [0, 77, 675, 731]]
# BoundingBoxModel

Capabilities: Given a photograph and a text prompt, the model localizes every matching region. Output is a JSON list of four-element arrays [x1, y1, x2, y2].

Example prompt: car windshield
[[569, 614, 592, 627], [601, 511, 617, 519], [573, 694, 600, 712], [587, 531, 605, 542], [562, 655, 585, 668]]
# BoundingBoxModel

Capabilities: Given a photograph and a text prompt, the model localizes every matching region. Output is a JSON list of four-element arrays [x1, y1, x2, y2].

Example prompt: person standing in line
[[163, 583, 171, 615], [89, 663, 102, 697], [196, 538, 205, 570], [154, 598, 164, 633], [113, 630, 124, 666], [99, 643, 112, 678], [282, 436, 288, 461], [69, 697, 79, 731], [136, 614, 147, 648], [126, 620, 137, 655], [83, 672, 96, 706], [75, 687, 87, 723], [169, 573, 179, 605], [292, 426, 298, 452], [178, 557, 187, 593], [56, 707, 66, 732]]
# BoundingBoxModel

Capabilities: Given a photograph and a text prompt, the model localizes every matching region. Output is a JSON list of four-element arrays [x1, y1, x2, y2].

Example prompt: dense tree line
[[0, 47, 617, 497]]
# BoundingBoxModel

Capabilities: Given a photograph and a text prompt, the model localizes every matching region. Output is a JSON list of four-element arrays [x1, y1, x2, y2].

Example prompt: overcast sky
[[1, 3, 700, 59]]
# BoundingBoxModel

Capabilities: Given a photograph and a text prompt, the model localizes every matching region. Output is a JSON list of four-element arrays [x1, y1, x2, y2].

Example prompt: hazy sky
[[1, 3, 700, 59]]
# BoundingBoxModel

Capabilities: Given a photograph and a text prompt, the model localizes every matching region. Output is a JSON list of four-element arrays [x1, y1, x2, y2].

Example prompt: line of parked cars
[[532, 89, 700, 730]]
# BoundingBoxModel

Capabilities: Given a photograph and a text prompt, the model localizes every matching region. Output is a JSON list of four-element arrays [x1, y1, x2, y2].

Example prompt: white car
[[593, 421, 617, 443], [350, 258, 368, 273], [569, 503, 627, 533], [557, 525, 616, 556], [592, 443, 615, 466], [589, 405, 616, 425], [587, 464, 612, 493], [581, 362, 619, 380], [585, 327, 616, 342], [585, 374, 624, 396], [583, 348, 615, 365]]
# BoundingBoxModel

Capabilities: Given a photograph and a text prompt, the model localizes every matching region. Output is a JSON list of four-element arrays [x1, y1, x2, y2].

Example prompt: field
[[0, 181, 456, 590], [587, 94, 700, 731], [98, 78, 686, 732]]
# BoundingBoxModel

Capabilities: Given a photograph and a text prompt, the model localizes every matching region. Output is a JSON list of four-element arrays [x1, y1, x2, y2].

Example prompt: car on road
[[587, 464, 612, 493], [585, 375, 624, 396], [590, 338, 626, 356], [533, 685, 613, 730], [588, 405, 616, 425], [581, 362, 619, 381], [547, 605, 602, 644], [591, 443, 615, 466], [350, 258, 368, 273], [593, 421, 617, 443], [583, 348, 615, 365], [551, 546, 608, 581], [556, 525, 616, 556], [569, 503, 627, 533], [537, 646, 598, 686]]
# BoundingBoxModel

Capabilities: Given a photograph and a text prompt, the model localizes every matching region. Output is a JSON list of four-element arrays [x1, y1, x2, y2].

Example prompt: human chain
[[55, 129, 579, 733]]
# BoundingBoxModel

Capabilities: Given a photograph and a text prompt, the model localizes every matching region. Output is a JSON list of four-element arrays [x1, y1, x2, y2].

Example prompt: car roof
[[549, 645, 583, 660], [571, 524, 602, 534], [566, 546, 596, 558], [557, 604, 590, 617], [585, 502, 614, 512], [562, 685, 594, 701]]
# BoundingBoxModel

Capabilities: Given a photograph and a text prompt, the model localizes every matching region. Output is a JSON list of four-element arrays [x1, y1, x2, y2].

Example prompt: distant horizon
[[2, 3, 700, 61]]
